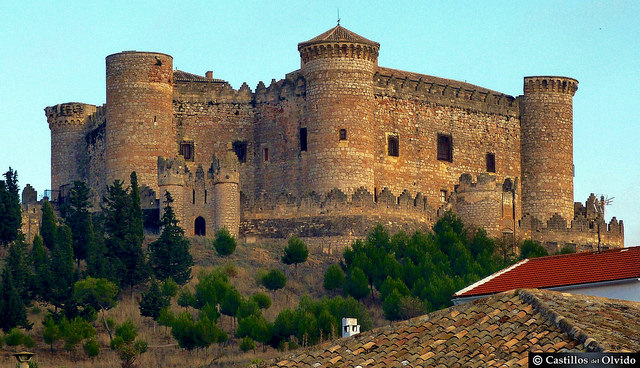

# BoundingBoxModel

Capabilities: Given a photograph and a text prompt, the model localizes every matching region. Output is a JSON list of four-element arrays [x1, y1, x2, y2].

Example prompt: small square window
[[263, 147, 269, 162], [387, 135, 399, 157], [486, 153, 496, 173], [339, 129, 347, 141], [437, 134, 452, 162], [232, 141, 247, 163], [440, 190, 448, 203], [300, 128, 307, 152], [180, 141, 194, 161]]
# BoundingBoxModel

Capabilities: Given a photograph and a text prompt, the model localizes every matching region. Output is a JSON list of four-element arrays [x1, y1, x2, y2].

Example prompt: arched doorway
[[194, 216, 206, 236]]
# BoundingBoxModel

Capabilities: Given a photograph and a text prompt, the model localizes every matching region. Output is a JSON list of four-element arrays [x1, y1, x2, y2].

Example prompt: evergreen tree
[[520, 239, 549, 259], [344, 267, 370, 300], [0, 268, 30, 332], [129, 172, 145, 251], [149, 191, 193, 285], [213, 228, 237, 257], [30, 234, 51, 301], [139, 279, 170, 321], [40, 200, 57, 249], [5, 235, 31, 299], [74, 277, 119, 338], [0, 168, 22, 247], [50, 224, 77, 311], [323, 264, 345, 292], [261, 269, 286, 294], [102, 178, 147, 288], [62, 180, 94, 266], [282, 236, 309, 276]]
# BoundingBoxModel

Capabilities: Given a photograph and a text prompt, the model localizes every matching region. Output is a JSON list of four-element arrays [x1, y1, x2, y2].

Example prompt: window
[[192, 189, 195, 204], [437, 134, 452, 162], [387, 135, 399, 157], [204, 189, 207, 204], [486, 153, 496, 173], [232, 140, 247, 163], [339, 129, 347, 141], [299, 128, 307, 152], [263, 147, 269, 162], [440, 190, 447, 203], [180, 141, 194, 161]]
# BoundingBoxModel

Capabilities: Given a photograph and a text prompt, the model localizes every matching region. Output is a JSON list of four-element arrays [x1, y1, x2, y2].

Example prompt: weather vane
[[337, 8, 340, 26]]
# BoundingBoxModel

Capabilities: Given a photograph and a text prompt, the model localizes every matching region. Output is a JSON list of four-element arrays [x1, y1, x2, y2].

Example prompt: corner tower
[[299, 25, 380, 194], [521, 76, 578, 223], [213, 147, 240, 238], [105, 51, 174, 192], [45, 102, 98, 194]]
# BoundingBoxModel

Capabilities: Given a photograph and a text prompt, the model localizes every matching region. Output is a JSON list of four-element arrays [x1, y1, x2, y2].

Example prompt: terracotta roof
[[266, 289, 640, 367], [173, 70, 225, 83], [298, 25, 380, 49], [454, 246, 640, 298]]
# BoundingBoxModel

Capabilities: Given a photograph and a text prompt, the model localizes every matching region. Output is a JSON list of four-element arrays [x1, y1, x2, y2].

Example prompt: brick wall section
[[521, 77, 578, 224], [106, 52, 175, 193]]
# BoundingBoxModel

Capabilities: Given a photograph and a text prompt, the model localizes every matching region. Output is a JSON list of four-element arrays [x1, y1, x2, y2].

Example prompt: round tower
[[299, 25, 379, 195], [45, 102, 98, 193], [213, 147, 240, 238], [105, 51, 174, 192], [521, 76, 578, 223]]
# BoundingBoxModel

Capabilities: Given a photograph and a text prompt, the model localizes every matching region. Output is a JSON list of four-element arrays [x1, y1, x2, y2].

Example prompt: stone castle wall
[[42, 26, 624, 251]]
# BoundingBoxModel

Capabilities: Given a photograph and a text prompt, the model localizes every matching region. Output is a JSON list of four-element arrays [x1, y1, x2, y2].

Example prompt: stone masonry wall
[[106, 52, 175, 193], [521, 77, 578, 224]]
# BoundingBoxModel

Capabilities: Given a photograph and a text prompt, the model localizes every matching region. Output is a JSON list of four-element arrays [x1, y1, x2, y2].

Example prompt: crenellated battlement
[[45, 102, 98, 129], [242, 186, 435, 223], [524, 76, 578, 95], [157, 156, 188, 187], [374, 68, 519, 116]]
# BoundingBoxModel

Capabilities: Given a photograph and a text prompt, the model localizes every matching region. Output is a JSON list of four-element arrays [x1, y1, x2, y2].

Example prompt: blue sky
[[0, 1, 638, 246]]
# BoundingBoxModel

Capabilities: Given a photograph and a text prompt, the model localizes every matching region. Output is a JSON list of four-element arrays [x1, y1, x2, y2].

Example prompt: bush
[[240, 336, 255, 352], [213, 228, 237, 256], [83, 338, 100, 358], [4, 328, 25, 346], [520, 239, 548, 259], [251, 293, 271, 310]]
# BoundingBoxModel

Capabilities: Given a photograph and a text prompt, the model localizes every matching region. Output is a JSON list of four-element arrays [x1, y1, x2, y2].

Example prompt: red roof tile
[[455, 246, 640, 298]]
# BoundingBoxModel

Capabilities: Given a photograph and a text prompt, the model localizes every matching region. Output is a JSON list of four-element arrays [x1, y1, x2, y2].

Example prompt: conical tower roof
[[298, 25, 379, 50]]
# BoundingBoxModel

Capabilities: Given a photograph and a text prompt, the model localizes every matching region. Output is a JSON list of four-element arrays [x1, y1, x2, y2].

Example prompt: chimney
[[341, 317, 360, 338], [205, 71, 213, 79]]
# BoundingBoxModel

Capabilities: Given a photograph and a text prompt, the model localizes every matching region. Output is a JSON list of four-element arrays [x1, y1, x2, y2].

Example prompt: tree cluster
[[327, 212, 509, 320]]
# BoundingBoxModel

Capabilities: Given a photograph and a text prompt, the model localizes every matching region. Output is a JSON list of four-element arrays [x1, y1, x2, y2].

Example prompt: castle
[[40, 25, 623, 253]]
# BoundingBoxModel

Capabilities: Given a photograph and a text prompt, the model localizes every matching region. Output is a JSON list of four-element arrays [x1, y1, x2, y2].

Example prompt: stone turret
[[45, 102, 97, 195], [158, 156, 187, 225], [299, 25, 379, 195], [106, 51, 175, 193], [520, 76, 578, 224], [213, 146, 240, 237]]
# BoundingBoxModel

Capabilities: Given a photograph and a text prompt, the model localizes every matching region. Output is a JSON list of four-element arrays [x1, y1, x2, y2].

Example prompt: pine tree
[[0, 168, 22, 247], [282, 236, 309, 276], [148, 191, 193, 285], [50, 225, 77, 311], [139, 279, 170, 321], [213, 228, 237, 257], [62, 180, 94, 266], [0, 268, 30, 332], [323, 264, 345, 292], [40, 200, 57, 249], [102, 177, 147, 288], [30, 234, 51, 301], [5, 235, 31, 300]]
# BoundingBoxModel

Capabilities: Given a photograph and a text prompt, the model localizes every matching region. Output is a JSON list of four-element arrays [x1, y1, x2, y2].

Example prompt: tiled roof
[[454, 246, 640, 298], [299, 25, 380, 49], [265, 289, 640, 367], [173, 70, 225, 83]]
